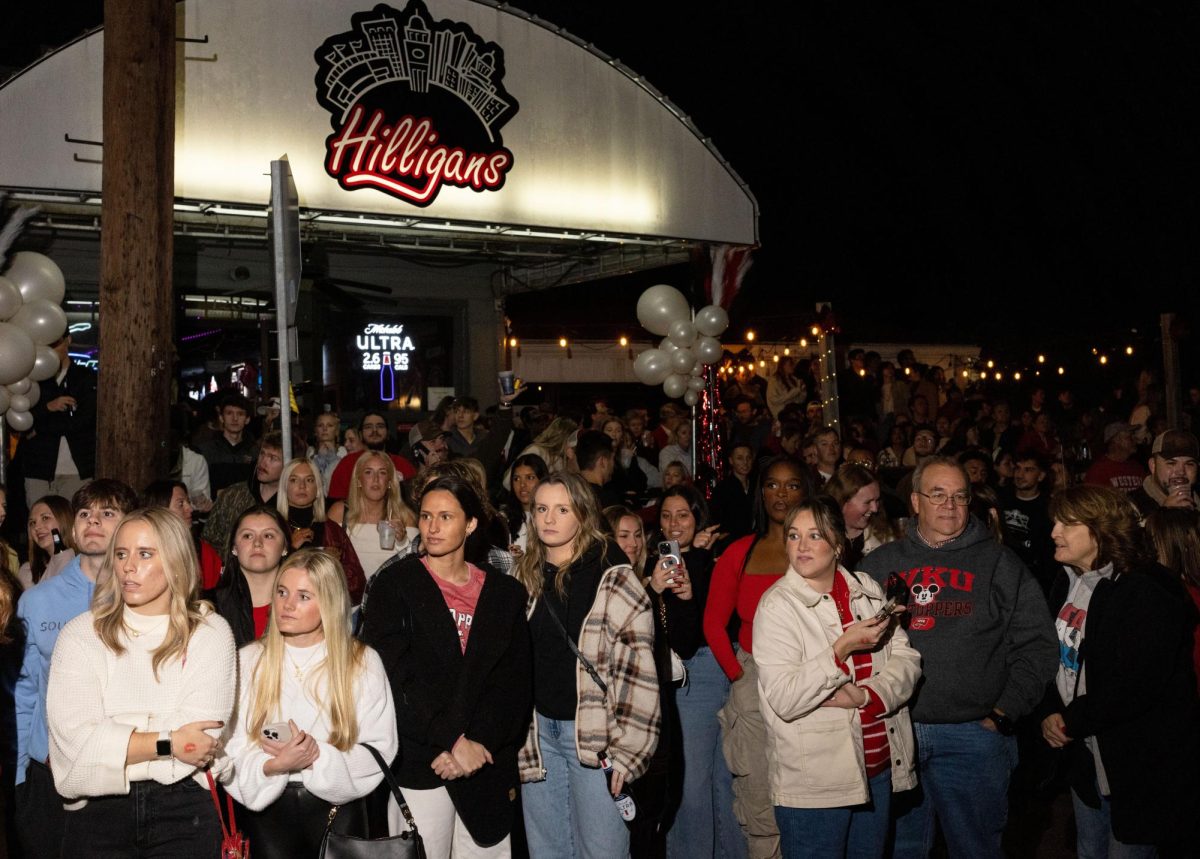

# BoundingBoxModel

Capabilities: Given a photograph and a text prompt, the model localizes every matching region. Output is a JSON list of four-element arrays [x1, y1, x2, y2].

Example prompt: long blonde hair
[[277, 457, 326, 522], [515, 471, 608, 599], [344, 451, 410, 532], [246, 548, 365, 751], [92, 508, 205, 679]]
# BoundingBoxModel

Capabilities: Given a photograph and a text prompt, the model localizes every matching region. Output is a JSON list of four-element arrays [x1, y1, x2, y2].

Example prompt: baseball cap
[[1103, 422, 1133, 444], [1151, 429, 1199, 460]]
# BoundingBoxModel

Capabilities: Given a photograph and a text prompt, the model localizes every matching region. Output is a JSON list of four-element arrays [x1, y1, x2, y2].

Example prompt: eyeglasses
[[916, 490, 971, 507]]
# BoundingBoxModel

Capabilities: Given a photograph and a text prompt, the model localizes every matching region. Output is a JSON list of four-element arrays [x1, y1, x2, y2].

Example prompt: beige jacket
[[753, 566, 920, 808]]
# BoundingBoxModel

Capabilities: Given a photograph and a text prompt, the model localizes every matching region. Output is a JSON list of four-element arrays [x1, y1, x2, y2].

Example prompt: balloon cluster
[[0, 253, 67, 431], [632, 285, 730, 407]]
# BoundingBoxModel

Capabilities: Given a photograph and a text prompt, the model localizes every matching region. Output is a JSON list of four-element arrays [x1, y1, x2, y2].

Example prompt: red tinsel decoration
[[696, 364, 723, 499]]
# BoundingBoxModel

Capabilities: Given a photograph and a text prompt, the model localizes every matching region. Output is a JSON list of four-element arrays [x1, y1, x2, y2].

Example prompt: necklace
[[126, 616, 168, 638], [287, 647, 322, 681]]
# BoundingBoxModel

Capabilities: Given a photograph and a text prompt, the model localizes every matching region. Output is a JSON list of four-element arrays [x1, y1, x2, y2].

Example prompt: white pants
[[389, 785, 511, 859]]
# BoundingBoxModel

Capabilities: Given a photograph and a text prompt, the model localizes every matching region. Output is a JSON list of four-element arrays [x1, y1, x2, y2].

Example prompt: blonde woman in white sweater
[[223, 548, 397, 858], [47, 507, 236, 858]]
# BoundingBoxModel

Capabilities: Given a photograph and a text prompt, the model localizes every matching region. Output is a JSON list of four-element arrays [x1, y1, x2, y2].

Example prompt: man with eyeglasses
[[860, 456, 1056, 859], [326, 410, 416, 501]]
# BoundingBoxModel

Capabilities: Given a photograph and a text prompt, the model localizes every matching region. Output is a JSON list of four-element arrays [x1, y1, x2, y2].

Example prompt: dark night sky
[[5, 2, 1199, 377]]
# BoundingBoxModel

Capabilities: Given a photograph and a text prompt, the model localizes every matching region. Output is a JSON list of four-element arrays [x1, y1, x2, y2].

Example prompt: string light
[[1058, 366, 1065, 375], [618, 335, 628, 347], [980, 371, 988, 380], [1126, 346, 1134, 355], [746, 330, 756, 342], [508, 337, 518, 348], [772, 355, 780, 363], [1037, 354, 1046, 364], [995, 371, 1003, 381], [1099, 355, 1108, 365], [558, 337, 568, 348], [903, 367, 911, 376], [962, 370, 969, 378], [810, 326, 820, 336], [1014, 372, 1022, 381], [858, 368, 866, 377], [759, 360, 766, 368], [986, 360, 994, 369], [799, 338, 807, 348], [783, 347, 791, 356]]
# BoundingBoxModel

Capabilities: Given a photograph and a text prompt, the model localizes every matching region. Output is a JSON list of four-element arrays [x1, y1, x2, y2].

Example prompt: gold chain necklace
[[287, 648, 322, 681]]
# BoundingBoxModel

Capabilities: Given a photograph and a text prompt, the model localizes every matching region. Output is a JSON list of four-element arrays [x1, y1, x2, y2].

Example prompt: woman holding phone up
[[753, 497, 920, 858], [223, 548, 397, 858]]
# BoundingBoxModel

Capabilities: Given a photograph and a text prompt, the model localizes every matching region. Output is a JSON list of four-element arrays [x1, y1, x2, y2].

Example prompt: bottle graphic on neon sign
[[380, 353, 396, 401]]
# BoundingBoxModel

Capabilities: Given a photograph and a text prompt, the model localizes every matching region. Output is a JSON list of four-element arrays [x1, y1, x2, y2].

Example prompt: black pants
[[239, 783, 367, 859], [14, 759, 67, 859], [60, 777, 221, 858]]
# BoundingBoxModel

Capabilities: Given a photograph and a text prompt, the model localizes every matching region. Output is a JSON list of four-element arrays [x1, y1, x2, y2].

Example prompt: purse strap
[[204, 770, 238, 841], [541, 597, 607, 696], [360, 742, 420, 835]]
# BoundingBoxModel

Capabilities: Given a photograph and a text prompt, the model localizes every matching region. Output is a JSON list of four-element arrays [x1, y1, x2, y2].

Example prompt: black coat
[[21, 362, 97, 480], [1038, 562, 1200, 847], [206, 568, 258, 648], [360, 554, 531, 846]]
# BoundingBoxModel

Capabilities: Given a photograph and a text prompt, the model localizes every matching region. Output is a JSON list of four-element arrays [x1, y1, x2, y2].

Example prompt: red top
[[251, 604, 271, 639], [703, 535, 784, 680], [424, 559, 486, 653], [198, 539, 223, 590], [831, 573, 889, 777], [1083, 457, 1145, 494], [1188, 583, 1200, 696], [326, 450, 417, 500]]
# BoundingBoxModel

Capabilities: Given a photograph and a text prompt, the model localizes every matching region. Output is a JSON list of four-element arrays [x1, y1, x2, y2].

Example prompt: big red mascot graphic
[[314, 1, 520, 206]]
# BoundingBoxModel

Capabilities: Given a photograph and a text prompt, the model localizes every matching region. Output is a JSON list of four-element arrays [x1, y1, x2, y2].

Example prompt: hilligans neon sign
[[315, 0, 520, 207]]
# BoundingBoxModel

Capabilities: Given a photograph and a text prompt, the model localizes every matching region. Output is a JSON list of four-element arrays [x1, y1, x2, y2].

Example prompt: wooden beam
[[97, 0, 175, 487]]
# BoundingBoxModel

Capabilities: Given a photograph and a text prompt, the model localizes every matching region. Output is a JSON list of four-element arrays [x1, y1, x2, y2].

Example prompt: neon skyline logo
[[314, 0, 520, 207]]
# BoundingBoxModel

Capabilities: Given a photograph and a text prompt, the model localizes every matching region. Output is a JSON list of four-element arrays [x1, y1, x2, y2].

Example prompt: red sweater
[[703, 536, 783, 679]]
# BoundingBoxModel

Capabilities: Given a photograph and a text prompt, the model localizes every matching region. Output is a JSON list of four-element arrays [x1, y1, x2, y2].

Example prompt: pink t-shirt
[[423, 559, 486, 652]]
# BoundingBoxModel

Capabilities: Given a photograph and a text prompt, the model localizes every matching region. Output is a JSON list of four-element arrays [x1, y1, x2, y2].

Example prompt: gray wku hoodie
[[859, 515, 1057, 723]]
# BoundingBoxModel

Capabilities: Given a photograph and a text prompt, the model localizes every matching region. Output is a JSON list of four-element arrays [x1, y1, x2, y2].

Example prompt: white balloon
[[683, 389, 699, 407], [670, 348, 696, 373], [6, 378, 30, 395], [11, 299, 67, 347], [24, 381, 40, 408], [633, 348, 673, 386], [659, 337, 680, 354], [8, 394, 29, 413], [636, 285, 691, 336], [695, 304, 730, 337], [0, 389, 9, 414], [0, 276, 21, 321], [687, 375, 706, 392], [691, 360, 704, 376], [4, 252, 65, 304], [667, 319, 698, 348], [663, 374, 688, 399], [5, 410, 32, 432], [695, 335, 722, 364], [0, 323, 35, 385], [29, 345, 60, 382]]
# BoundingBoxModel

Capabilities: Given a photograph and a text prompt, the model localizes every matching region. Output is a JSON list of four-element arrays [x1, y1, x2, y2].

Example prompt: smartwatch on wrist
[[156, 730, 172, 758], [988, 710, 1014, 736]]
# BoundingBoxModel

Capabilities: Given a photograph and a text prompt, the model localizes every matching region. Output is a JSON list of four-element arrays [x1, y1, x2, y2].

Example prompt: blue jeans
[[775, 770, 892, 859], [1072, 787, 1158, 859], [667, 647, 746, 859], [892, 720, 1017, 859], [522, 713, 629, 859]]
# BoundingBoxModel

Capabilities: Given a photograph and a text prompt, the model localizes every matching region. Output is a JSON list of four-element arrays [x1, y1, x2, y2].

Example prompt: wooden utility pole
[[98, 0, 175, 485]]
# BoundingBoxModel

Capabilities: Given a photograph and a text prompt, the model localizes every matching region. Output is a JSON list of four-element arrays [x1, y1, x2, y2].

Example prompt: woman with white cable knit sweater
[[46, 507, 237, 857], [222, 547, 398, 858]]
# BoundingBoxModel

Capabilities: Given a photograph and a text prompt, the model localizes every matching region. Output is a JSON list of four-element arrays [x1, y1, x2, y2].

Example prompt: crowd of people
[[0, 344, 1197, 858]]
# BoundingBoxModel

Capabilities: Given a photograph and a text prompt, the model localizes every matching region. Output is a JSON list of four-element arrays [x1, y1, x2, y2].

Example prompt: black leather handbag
[[319, 744, 426, 859]]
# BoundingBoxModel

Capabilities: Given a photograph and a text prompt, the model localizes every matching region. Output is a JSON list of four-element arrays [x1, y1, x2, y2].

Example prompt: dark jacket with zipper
[[1037, 561, 1200, 847], [360, 554, 531, 846]]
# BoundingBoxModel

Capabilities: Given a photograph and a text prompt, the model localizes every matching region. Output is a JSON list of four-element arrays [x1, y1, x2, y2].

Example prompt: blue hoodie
[[14, 556, 94, 784]]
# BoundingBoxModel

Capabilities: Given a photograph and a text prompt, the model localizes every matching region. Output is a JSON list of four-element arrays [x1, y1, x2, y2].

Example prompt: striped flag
[[705, 244, 754, 310]]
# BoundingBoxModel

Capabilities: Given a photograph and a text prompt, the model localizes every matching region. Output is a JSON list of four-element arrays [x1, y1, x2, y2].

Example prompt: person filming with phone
[[753, 497, 921, 858]]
